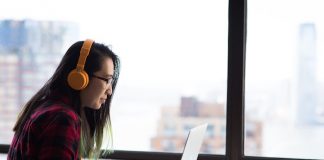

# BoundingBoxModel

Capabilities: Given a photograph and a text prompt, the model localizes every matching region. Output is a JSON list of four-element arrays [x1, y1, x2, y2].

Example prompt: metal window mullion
[[226, 0, 247, 159]]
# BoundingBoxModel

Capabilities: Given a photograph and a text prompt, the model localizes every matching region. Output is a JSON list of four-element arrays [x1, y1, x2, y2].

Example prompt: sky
[[0, 0, 323, 86], [0, 0, 229, 102], [247, 0, 324, 83]]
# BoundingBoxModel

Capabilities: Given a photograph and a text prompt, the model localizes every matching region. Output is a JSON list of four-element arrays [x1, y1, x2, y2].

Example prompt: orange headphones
[[67, 39, 94, 90]]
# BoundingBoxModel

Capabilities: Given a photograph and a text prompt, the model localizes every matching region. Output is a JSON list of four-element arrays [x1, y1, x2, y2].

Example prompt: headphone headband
[[76, 39, 94, 70]]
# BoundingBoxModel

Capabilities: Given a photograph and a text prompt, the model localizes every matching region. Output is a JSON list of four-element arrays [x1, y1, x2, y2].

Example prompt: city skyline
[[0, 19, 79, 144]]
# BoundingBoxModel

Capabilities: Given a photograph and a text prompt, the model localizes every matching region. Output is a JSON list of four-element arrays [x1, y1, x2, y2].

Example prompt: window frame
[[0, 0, 321, 159]]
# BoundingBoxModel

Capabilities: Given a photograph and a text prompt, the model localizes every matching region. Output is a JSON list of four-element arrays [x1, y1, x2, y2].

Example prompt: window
[[1, 0, 322, 160], [0, 0, 228, 158], [246, 0, 324, 159]]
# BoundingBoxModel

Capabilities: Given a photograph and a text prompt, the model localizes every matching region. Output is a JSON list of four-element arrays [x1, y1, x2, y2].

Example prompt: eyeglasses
[[91, 74, 114, 85]]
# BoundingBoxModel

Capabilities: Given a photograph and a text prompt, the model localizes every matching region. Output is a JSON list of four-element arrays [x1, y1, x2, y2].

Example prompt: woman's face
[[80, 57, 115, 109]]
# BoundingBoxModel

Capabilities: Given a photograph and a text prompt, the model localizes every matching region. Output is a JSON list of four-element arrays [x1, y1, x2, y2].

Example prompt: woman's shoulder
[[22, 101, 81, 151], [31, 101, 80, 123]]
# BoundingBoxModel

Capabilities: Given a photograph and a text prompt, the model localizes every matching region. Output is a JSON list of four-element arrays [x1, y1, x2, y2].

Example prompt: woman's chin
[[84, 104, 101, 110], [93, 104, 102, 110]]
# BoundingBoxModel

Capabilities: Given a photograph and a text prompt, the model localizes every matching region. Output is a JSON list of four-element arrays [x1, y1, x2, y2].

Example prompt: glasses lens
[[108, 78, 114, 85]]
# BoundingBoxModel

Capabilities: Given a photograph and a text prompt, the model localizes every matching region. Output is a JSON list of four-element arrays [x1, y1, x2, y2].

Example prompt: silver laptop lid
[[181, 123, 208, 160]]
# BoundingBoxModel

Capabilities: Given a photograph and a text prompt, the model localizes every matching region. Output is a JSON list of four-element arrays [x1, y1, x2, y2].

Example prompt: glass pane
[[0, 0, 228, 155], [246, 0, 324, 159]]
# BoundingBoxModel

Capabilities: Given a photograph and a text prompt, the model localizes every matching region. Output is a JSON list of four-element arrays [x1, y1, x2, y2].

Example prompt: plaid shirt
[[8, 98, 81, 160]]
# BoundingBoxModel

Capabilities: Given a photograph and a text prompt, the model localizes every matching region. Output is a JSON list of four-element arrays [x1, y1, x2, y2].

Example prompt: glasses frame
[[91, 74, 114, 85]]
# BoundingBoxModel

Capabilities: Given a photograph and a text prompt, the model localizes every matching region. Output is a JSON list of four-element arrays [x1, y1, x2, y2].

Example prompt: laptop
[[181, 123, 208, 160]]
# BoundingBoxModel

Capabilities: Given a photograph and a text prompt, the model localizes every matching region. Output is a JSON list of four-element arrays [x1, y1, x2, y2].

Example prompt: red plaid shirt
[[7, 98, 81, 160]]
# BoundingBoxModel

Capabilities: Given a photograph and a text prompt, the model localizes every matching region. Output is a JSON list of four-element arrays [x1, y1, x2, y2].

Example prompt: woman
[[7, 39, 120, 160]]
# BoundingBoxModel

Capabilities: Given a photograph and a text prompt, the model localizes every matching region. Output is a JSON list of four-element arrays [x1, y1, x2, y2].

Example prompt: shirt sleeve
[[32, 111, 80, 160]]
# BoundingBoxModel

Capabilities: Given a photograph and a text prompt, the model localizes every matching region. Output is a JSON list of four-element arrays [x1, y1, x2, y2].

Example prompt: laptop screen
[[181, 123, 208, 160]]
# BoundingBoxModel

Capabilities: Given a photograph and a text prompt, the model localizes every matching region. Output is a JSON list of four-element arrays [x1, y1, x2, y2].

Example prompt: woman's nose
[[106, 85, 112, 95]]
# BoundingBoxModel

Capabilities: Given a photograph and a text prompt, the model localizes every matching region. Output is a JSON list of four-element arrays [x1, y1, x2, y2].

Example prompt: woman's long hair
[[13, 40, 120, 159]]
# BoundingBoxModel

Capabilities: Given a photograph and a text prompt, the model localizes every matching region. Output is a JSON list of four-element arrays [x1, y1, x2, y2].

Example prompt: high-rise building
[[296, 23, 317, 125], [0, 19, 79, 143], [0, 53, 19, 143], [180, 96, 199, 117]]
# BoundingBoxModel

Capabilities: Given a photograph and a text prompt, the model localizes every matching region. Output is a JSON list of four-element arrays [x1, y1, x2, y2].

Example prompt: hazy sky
[[1, 0, 323, 86], [0, 0, 229, 102], [247, 0, 324, 84]]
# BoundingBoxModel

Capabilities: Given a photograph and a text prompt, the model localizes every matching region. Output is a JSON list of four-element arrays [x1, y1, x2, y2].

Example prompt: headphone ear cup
[[67, 69, 89, 90]]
